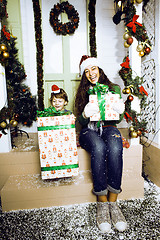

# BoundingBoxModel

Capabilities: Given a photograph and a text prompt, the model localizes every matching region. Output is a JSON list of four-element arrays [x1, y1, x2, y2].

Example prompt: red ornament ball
[[127, 95, 134, 102], [127, 37, 133, 45], [145, 47, 151, 54]]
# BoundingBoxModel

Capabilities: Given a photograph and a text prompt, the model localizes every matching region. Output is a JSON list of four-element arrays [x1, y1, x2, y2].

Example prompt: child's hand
[[112, 98, 125, 114], [83, 102, 99, 118]]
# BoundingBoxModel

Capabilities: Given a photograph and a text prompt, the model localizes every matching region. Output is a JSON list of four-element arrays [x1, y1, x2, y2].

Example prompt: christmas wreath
[[49, 1, 79, 36]]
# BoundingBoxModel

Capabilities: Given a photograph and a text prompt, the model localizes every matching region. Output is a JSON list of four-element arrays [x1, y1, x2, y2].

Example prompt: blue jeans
[[79, 126, 123, 196]]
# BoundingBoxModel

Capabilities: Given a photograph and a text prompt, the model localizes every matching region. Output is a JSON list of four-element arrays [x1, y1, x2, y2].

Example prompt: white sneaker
[[97, 202, 111, 233], [110, 202, 127, 232]]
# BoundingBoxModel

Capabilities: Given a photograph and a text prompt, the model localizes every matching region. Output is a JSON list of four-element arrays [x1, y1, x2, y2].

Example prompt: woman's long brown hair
[[75, 68, 119, 116]]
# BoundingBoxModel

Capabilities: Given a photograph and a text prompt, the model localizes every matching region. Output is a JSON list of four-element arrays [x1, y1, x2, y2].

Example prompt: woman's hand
[[82, 102, 99, 118], [112, 98, 125, 114]]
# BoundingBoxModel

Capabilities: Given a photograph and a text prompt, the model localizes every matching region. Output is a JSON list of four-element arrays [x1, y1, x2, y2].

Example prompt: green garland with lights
[[32, 0, 44, 111], [88, 0, 97, 57], [119, 56, 148, 136], [0, 0, 7, 19]]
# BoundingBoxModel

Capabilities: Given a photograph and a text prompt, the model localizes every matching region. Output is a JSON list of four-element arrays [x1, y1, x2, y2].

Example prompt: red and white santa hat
[[51, 84, 60, 93], [79, 55, 99, 76]]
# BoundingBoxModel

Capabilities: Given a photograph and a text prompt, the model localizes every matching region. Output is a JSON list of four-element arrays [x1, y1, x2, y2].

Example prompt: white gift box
[[89, 93, 120, 121], [37, 114, 79, 179]]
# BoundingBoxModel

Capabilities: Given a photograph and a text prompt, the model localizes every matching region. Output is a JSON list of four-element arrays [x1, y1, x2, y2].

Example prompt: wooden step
[[0, 144, 142, 192], [1, 168, 144, 212], [0, 132, 144, 212]]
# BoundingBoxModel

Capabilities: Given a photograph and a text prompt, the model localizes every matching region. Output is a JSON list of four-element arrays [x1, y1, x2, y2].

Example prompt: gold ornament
[[139, 51, 145, 57], [124, 41, 130, 48], [3, 51, 9, 59], [122, 87, 131, 94], [136, 44, 143, 52], [137, 130, 142, 136], [11, 120, 18, 127], [123, 32, 130, 40], [130, 131, 138, 138], [129, 126, 134, 132], [136, 0, 143, 3], [0, 121, 7, 128], [0, 43, 7, 52]]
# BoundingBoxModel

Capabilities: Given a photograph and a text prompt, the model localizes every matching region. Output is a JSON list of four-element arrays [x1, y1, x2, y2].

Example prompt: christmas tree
[[0, 2, 37, 135]]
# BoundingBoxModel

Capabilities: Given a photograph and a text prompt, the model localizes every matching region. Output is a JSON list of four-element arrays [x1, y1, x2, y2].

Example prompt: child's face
[[52, 97, 67, 111]]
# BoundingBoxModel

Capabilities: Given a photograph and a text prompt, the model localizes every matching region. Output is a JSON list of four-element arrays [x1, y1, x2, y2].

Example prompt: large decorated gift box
[[88, 83, 120, 121], [37, 113, 79, 179]]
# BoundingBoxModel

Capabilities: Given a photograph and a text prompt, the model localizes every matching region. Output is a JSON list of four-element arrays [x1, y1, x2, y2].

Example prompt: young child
[[50, 85, 70, 113]]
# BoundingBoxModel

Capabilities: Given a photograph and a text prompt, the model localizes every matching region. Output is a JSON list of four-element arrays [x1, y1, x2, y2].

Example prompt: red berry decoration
[[127, 37, 133, 45], [145, 47, 151, 54], [127, 95, 134, 101]]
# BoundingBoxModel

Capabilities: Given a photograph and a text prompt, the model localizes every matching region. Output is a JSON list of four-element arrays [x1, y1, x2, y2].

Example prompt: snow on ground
[[0, 180, 160, 240]]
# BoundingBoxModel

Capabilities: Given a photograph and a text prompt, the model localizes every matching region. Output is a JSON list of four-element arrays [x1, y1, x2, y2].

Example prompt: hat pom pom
[[51, 85, 60, 93]]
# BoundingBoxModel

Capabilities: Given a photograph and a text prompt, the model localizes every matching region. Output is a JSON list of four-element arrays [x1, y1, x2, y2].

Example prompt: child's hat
[[79, 55, 99, 76], [51, 85, 60, 93]]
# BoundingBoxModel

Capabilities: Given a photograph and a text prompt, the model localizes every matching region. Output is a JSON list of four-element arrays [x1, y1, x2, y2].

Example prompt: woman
[[75, 55, 127, 233]]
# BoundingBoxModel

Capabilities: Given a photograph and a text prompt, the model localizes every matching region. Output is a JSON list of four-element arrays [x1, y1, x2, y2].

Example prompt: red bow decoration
[[139, 86, 148, 96], [120, 57, 130, 69], [2, 25, 10, 40], [126, 15, 142, 33], [124, 112, 133, 123]]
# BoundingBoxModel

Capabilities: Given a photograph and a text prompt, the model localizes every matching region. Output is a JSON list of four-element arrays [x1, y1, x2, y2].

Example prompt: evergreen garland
[[32, 0, 44, 111], [88, 0, 97, 57], [0, 0, 7, 19], [119, 56, 148, 136]]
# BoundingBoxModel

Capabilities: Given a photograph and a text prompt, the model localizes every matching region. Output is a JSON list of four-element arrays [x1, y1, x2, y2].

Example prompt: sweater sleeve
[[77, 114, 89, 127]]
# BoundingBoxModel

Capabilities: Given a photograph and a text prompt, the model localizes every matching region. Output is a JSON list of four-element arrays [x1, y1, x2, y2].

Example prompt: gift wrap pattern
[[37, 114, 79, 179], [89, 93, 120, 121]]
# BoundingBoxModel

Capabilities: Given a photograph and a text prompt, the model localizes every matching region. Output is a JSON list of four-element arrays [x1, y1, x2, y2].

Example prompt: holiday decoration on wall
[[88, 0, 97, 57], [112, 0, 151, 139], [49, 1, 79, 36], [119, 56, 148, 137], [113, 1, 152, 58], [0, 6, 37, 135], [32, 0, 44, 111]]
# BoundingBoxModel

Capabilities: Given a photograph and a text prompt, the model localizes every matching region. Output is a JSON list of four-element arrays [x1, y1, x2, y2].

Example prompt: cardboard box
[[89, 93, 120, 121], [37, 114, 79, 179]]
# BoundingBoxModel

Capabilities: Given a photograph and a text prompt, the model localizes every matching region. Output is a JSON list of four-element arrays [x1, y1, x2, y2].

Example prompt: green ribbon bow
[[88, 83, 114, 127], [37, 107, 71, 117]]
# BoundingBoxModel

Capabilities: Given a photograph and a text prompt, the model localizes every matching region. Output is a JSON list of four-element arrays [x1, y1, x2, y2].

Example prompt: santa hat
[[51, 85, 60, 93], [79, 55, 99, 76]]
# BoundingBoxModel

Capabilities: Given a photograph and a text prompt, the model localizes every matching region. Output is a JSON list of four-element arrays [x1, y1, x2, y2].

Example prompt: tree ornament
[[123, 32, 130, 40], [139, 50, 145, 57], [136, 44, 143, 52], [3, 51, 9, 58], [127, 95, 134, 101], [11, 120, 18, 127], [127, 37, 133, 45], [122, 87, 131, 94], [0, 43, 7, 52], [136, 0, 143, 3], [137, 129, 142, 136], [124, 41, 130, 48], [130, 130, 138, 138], [129, 126, 134, 132], [0, 121, 7, 128], [145, 47, 151, 54]]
